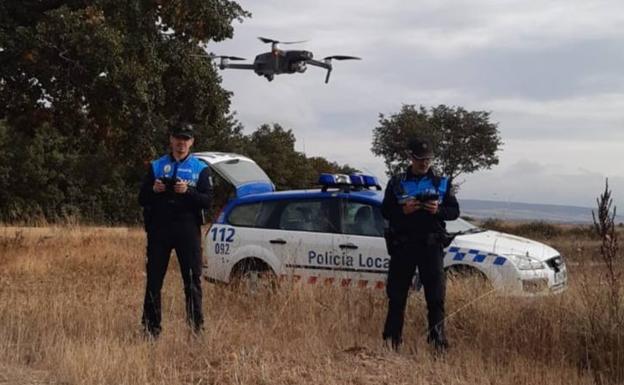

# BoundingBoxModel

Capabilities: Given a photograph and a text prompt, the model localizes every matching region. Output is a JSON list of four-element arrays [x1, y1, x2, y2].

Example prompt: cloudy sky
[[210, 0, 624, 209]]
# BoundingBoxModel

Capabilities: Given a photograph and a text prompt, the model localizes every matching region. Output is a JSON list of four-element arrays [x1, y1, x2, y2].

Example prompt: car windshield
[[445, 217, 483, 233], [211, 159, 271, 186]]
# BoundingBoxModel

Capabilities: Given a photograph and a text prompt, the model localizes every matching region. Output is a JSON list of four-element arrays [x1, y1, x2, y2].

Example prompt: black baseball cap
[[170, 122, 194, 139], [408, 137, 434, 159]]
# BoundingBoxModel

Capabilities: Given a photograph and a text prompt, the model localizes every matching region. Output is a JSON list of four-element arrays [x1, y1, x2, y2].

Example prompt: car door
[[337, 198, 389, 288], [205, 201, 268, 282], [262, 197, 348, 285]]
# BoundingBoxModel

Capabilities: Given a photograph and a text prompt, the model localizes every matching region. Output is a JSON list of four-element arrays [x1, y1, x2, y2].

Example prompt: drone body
[[212, 37, 360, 83]]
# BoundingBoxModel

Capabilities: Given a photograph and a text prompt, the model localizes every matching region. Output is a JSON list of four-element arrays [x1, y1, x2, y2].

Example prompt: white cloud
[[236, 0, 624, 55], [460, 160, 624, 210], [212, 0, 624, 208], [490, 93, 624, 123], [488, 93, 624, 140], [459, 138, 624, 208]]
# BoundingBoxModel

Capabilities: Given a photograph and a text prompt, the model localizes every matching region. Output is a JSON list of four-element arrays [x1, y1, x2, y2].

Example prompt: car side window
[[342, 201, 384, 237], [277, 199, 339, 233], [227, 203, 262, 226], [227, 201, 280, 228]]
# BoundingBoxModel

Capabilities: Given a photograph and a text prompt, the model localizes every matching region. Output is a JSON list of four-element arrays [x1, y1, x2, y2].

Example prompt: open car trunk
[[194, 152, 275, 221]]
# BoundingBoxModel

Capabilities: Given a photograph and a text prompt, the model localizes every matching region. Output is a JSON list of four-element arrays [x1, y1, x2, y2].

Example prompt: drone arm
[[220, 63, 256, 70], [306, 59, 333, 83], [306, 59, 331, 70], [324, 68, 332, 84]]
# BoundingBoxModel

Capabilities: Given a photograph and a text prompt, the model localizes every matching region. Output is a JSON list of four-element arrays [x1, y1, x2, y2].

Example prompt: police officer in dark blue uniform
[[139, 122, 212, 337], [382, 137, 459, 352]]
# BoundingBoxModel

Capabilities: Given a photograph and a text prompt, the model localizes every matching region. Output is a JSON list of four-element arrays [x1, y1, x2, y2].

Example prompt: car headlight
[[507, 253, 546, 270]]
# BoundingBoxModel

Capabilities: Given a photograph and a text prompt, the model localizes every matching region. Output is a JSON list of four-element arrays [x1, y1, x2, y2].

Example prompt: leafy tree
[[0, 0, 250, 223], [243, 124, 315, 190], [308, 157, 359, 176], [371, 104, 503, 182], [0, 121, 11, 216], [204, 124, 357, 220], [239, 124, 359, 191]]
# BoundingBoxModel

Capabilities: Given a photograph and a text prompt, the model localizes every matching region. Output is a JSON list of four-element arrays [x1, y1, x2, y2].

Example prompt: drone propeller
[[318, 56, 362, 83], [209, 54, 246, 61], [259, 36, 307, 62], [258, 37, 307, 45], [192, 53, 247, 61], [323, 55, 361, 61], [258, 37, 306, 72]]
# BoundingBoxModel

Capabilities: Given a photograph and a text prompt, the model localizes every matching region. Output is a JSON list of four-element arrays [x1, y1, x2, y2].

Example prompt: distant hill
[[460, 199, 624, 224]]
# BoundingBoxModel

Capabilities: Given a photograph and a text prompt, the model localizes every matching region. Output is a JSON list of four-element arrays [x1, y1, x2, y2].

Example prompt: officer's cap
[[408, 137, 434, 159], [170, 122, 195, 139]]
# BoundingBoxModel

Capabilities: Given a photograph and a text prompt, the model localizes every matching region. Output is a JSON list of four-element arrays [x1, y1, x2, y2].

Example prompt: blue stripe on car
[[446, 248, 506, 267]]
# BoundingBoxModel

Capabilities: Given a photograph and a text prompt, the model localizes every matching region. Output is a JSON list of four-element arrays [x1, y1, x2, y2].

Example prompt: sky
[[209, 0, 624, 209]]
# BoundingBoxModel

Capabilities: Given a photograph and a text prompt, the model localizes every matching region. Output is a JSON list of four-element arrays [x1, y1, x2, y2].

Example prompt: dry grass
[[0, 225, 622, 385]]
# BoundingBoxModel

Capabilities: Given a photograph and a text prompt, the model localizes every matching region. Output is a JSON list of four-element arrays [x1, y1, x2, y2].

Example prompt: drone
[[207, 37, 361, 83]]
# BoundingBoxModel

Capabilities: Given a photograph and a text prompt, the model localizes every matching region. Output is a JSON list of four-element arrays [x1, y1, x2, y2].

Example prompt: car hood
[[454, 230, 559, 262]]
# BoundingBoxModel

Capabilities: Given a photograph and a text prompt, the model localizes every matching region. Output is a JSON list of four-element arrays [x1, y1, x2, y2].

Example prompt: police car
[[195, 152, 568, 296]]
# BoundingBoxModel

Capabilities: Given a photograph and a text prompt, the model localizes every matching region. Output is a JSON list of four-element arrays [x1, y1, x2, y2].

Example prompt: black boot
[[142, 324, 161, 340], [383, 337, 402, 352], [427, 324, 449, 352]]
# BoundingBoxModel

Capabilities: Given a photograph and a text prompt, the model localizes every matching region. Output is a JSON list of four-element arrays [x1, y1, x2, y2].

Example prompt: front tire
[[445, 264, 492, 291], [229, 258, 277, 294]]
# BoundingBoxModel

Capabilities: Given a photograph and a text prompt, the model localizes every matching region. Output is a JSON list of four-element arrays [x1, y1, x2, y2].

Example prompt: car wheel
[[230, 258, 277, 294], [445, 265, 492, 291]]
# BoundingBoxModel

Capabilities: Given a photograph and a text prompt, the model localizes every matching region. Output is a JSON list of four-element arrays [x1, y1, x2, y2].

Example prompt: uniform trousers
[[142, 219, 203, 333], [383, 240, 446, 344]]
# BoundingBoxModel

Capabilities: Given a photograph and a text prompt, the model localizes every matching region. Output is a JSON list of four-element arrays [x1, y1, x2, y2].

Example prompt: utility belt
[[384, 229, 454, 255], [144, 208, 202, 227]]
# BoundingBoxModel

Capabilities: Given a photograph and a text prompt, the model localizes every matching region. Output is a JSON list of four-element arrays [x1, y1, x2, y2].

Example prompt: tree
[[307, 157, 359, 176], [0, 0, 250, 223], [243, 124, 316, 190], [371, 104, 502, 182], [239, 124, 358, 191], [0, 121, 11, 216]]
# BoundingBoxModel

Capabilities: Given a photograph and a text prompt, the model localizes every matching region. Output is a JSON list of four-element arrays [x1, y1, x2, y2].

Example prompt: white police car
[[195, 152, 567, 296]]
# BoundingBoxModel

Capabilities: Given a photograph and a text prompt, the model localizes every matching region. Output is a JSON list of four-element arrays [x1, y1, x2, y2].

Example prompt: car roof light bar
[[318, 173, 382, 191]]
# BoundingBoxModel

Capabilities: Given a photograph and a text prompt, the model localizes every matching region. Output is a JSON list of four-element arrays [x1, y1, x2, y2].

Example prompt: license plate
[[554, 269, 567, 284]]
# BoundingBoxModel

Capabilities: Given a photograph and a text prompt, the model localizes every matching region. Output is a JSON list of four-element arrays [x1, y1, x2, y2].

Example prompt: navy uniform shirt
[[138, 153, 212, 226], [381, 168, 459, 238]]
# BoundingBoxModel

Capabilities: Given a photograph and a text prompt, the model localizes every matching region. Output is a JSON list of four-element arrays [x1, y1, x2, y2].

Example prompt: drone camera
[[293, 61, 307, 73]]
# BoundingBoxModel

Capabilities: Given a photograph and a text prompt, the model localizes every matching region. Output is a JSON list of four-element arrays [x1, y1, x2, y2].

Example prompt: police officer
[[138, 122, 212, 337], [381, 137, 459, 352]]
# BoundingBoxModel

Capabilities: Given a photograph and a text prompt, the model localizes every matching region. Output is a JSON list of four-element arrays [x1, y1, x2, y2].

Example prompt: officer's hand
[[153, 179, 166, 193], [423, 200, 439, 214], [174, 180, 189, 194], [402, 199, 420, 214]]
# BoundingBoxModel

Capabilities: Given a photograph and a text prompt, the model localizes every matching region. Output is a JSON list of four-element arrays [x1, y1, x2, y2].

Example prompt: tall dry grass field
[[0, 225, 622, 385]]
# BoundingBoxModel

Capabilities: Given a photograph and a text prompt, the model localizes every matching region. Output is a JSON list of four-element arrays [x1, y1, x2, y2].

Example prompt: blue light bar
[[318, 173, 336, 186], [361, 175, 381, 189], [349, 174, 364, 186], [318, 173, 351, 186], [318, 173, 382, 190]]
